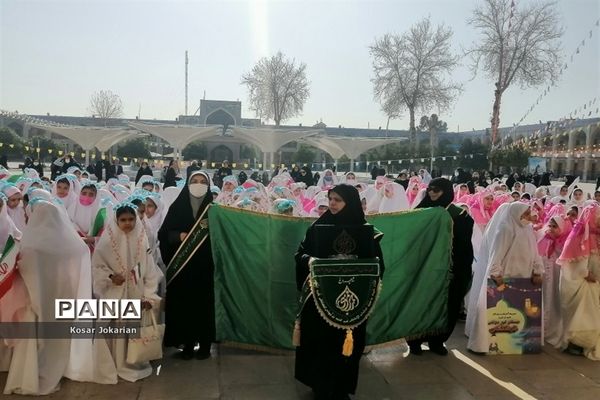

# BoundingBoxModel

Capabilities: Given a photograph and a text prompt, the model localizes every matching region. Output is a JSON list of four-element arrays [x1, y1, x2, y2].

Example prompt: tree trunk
[[409, 107, 416, 153], [490, 88, 503, 146], [429, 126, 435, 172]]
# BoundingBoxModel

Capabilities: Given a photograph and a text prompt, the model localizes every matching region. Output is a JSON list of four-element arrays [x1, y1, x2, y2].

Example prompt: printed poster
[[486, 278, 542, 355]]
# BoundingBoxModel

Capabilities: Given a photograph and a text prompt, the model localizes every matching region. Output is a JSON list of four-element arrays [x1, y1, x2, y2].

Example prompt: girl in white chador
[[52, 174, 80, 212], [466, 202, 543, 353], [68, 182, 104, 245], [377, 182, 410, 213], [3, 200, 116, 395], [92, 202, 163, 381], [1, 184, 26, 232], [0, 192, 21, 252], [537, 210, 572, 347], [556, 204, 600, 360]]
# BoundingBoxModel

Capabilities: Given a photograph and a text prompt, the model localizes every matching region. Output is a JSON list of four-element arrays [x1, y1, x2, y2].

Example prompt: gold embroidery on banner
[[333, 230, 356, 255], [336, 285, 360, 312]]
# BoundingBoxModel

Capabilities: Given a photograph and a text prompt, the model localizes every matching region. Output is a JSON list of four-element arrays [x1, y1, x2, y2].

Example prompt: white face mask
[[346, 178, 356, 185], [454, 171, 459, 177], [189, 183, 208, 198]]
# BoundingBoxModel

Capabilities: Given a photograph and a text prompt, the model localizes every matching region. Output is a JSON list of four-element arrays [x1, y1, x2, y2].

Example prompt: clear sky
[[1, 0, 598, 132]]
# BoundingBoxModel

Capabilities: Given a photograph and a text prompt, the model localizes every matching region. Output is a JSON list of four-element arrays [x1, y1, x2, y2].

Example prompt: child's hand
[[110, 273, 125, 286]]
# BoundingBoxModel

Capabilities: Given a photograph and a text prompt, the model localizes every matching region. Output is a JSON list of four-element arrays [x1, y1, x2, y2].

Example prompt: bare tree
[[467, 0, 563, 145], [241, 52, 310, 126], [370, 17, 461, 152], [89, 90, 123, 126]]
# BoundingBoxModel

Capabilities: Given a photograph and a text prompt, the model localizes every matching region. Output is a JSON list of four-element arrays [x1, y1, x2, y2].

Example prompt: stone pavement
[[1, 322, 599, 400]]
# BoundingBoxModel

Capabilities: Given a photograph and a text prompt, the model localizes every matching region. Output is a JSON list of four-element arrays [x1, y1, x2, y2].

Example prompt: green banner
[[210, 205, 452, 350], [308, 258, 381, 329]]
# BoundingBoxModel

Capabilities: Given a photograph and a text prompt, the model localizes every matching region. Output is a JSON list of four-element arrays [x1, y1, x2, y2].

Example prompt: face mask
[[454, 172, 459, 177], [189, 183, 208, 198], [346, 178, 356, 185], [324, 176, 333, 182], [79, 195, 94, 206]]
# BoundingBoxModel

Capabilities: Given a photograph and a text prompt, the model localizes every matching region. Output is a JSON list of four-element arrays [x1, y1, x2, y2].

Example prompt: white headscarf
[[161, 186, 182, 210], [144, 194, 165, 234], [378, 182, 410, 213], [2, 184, 26, 232], [0, 193, 22, 252], [67, 183, 102, 235], [317, 169, 338, 189], [466, 202, 543, 353], [52, 174, 81, 211], [5, 200, 107, 394], [92, 204, 162, 303]]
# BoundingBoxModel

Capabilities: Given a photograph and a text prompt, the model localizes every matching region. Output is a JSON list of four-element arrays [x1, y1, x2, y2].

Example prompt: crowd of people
[[0, 158, 599, 398]]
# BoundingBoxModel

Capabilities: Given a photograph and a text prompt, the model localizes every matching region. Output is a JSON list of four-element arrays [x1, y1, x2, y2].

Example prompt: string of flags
[[346, 153, 488, 168], [510, 17, 600, 135]]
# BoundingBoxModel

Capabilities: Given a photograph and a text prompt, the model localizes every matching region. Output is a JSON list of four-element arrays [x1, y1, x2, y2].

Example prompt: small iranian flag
[[6, 174, 22, 183], [90, 208, 106, 237], [0, 236, 19, 299]]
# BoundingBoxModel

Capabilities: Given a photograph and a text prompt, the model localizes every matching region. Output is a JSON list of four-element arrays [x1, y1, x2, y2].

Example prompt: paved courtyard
[[1, 322, 599, 400]]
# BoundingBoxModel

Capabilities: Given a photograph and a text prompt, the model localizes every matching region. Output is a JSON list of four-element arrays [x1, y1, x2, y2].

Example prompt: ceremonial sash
[[0, 236, 19, 299], [165, 205, 211, 286]]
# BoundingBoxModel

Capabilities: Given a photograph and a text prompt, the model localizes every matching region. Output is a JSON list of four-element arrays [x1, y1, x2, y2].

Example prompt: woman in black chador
[[407, 178, 474, 355], [159, 170, 215, 360], [295, 184, 384, 400]]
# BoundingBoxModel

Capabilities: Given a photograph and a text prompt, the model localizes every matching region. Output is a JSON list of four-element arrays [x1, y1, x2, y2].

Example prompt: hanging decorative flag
[[420, 158, 425, 162], [387, 160, 392, 165], [442, 157, 446, 161]]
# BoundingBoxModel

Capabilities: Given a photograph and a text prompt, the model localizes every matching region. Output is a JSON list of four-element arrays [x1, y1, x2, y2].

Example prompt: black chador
[[294, 184, 384, 400], [159, 171, 215, 359]]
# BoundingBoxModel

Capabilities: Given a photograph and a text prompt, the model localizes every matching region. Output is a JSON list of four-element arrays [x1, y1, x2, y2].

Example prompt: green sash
[[303, 257, 381, 329], [165, 205, 211, 286]]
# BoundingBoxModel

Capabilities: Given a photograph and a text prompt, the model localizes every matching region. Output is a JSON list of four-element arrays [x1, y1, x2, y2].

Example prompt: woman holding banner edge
[[159, 170, 215, 360]]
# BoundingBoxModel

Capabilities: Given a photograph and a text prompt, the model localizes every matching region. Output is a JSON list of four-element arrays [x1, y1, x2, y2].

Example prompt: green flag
[[6, 174, 22, 183], [209, 205, 452, 350], [90, 207, 106, 237]]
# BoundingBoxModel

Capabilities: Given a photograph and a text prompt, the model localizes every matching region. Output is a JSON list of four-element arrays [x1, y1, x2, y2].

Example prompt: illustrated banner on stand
[[486, 278, 542, 355], [528, 157, 547, 174]]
